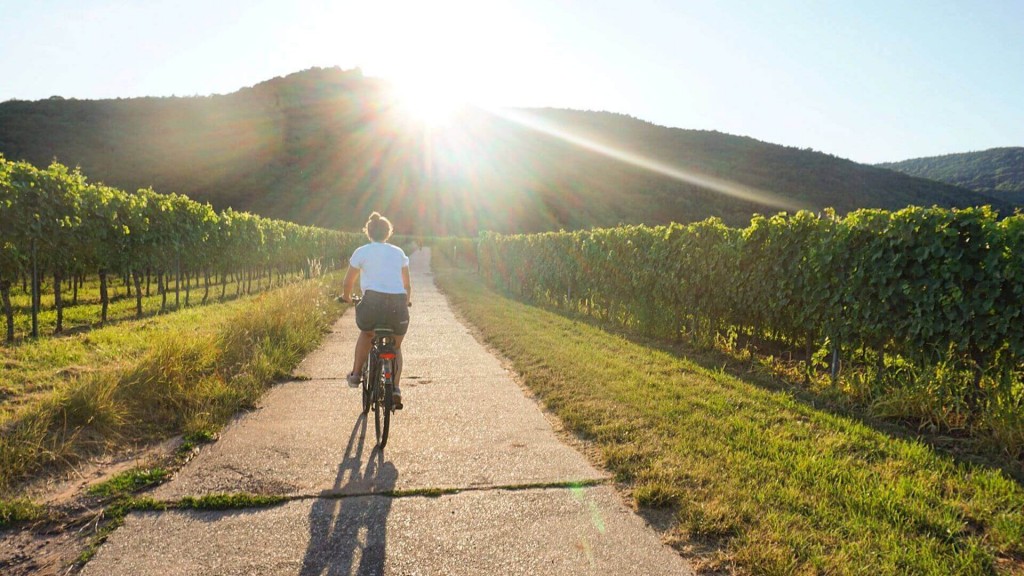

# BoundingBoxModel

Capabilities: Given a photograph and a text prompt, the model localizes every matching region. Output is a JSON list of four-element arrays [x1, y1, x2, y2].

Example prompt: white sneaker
[[346, 371, 361, 387]]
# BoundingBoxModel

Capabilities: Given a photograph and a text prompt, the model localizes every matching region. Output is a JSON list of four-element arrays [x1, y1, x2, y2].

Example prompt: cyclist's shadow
[[300, 413, 398, 576]]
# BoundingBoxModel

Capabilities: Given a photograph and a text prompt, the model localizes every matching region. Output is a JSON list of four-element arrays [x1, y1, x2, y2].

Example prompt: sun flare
[[393, 81, 466, 127]]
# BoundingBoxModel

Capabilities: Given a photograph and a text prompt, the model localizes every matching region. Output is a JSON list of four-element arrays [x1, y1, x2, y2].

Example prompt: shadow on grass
[[686, 340, 1021, 483], [482, 280, 1024, 488]]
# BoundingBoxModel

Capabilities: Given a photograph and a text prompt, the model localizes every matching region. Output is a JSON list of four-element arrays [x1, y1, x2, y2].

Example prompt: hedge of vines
[[478, 206, 1024, 411], [0, 155, 363, 341], [425, 236, 479, 269]]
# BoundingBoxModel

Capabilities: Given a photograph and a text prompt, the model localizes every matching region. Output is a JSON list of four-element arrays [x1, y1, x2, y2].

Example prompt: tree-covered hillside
[[0, 67, 1004, 235], [878, 148, 1024, 204]]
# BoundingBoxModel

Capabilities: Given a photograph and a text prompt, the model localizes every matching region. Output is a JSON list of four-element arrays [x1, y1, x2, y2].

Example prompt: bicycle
[[362, 325, 398, 448], [344, 294, 406, 449]]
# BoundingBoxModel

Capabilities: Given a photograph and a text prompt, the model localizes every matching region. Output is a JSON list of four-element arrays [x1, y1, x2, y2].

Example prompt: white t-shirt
[[349, 242, 409, 294]]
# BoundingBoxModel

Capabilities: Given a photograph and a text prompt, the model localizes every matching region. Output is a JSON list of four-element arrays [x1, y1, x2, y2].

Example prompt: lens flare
[[488, 108, 806, 212]]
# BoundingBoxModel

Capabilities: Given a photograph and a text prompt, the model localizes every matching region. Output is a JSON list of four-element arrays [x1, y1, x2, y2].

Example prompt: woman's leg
[[352, 330, 374, 375], [393, 334, 405, 389]]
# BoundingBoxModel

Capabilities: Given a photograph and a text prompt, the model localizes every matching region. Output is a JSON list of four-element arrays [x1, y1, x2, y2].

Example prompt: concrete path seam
[[134, 478, 613, 512]]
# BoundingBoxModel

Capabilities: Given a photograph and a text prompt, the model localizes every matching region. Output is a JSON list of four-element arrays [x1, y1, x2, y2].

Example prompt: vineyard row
[[474, 207, 1024, 413], [0, 155, 363, 341]]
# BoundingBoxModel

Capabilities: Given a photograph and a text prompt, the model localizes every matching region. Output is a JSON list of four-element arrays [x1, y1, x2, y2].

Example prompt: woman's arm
[[402, 266, 412, 305], [341, 266, 360, 302]]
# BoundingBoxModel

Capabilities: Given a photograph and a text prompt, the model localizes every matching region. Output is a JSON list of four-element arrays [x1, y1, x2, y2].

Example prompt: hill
[[0, 67, 1004, 235], [878, 148, 1024, 204]]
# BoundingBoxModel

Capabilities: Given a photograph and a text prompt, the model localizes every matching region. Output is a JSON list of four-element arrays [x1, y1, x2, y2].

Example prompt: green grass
[[1, 303, 247, 422], [87, 467, 169, 499], [389, 487, 462, 498], [0, 497, 44, 529], [0, 268, 334, 422], [0, 272, 347, 495], [435, 267, 1024, 575], [177, 493, 287, 510], [176, 429, 218, 459]]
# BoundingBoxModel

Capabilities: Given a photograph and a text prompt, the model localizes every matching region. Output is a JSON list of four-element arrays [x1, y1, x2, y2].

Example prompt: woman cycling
[[341, 212, 411, 409]]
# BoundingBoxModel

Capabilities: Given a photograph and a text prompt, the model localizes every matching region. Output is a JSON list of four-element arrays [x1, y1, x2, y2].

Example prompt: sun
[[393, 80, 466, 128]]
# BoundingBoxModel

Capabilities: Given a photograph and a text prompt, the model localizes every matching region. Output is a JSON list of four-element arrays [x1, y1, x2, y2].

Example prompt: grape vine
[[0, 155, 362, 341], [477, 206, 1024, 415]]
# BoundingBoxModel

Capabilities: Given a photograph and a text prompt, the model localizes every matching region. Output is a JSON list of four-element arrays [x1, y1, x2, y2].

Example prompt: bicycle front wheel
[[373, 386, 382, 445], [360, 355, 372, 415]]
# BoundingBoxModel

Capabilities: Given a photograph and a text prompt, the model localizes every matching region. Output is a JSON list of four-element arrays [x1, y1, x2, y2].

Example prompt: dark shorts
[[356, 290, 410, 335]]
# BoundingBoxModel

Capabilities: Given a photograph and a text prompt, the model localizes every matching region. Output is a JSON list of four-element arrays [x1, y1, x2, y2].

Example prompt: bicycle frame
[[362, 326, 397, 448], [345, 293, 404, 449]]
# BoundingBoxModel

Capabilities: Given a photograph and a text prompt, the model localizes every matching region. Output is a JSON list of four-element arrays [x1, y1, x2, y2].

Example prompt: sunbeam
[[488, 108, 807, 213]]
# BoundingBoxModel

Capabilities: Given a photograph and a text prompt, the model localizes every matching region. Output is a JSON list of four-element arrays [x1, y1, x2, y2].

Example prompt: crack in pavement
[[128, 478, 613, 514], [308, 477, 612, 501]]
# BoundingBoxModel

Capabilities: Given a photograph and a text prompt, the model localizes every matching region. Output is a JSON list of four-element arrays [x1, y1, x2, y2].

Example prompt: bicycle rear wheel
[[374, 397, 382, 444], [373, 387, 381, 445]]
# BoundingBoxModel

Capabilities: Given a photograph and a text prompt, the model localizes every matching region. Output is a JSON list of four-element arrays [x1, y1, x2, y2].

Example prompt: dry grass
[[0, 275, 344, 498]]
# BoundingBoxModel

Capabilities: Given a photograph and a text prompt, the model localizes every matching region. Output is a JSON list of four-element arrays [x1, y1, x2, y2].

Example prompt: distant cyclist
[[341, 212, 412, 408]]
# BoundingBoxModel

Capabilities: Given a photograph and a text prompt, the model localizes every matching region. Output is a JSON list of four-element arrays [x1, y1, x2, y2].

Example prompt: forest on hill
[[878, 147, 1024, 204], [0, 67, 1005, 235]]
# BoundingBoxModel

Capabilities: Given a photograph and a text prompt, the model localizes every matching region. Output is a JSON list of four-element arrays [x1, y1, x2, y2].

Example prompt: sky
[[1, 0, 1021, 164]]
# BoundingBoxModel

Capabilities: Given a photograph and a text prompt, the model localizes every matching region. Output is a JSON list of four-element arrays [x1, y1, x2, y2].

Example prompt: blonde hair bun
[[364, 212, 393, 242]]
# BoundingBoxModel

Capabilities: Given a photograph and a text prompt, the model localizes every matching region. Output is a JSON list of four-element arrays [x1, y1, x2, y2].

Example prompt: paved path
[[83, 248, 692, 575]]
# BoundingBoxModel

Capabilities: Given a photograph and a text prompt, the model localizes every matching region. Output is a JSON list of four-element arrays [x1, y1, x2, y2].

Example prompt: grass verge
[[177, 493, 288, 510], [0, 273, 345, 497], [86, 467, 170, 499], [3, 270, 316, 342], [0, 498, 44, 529], [435, 267, 1024, 575]]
